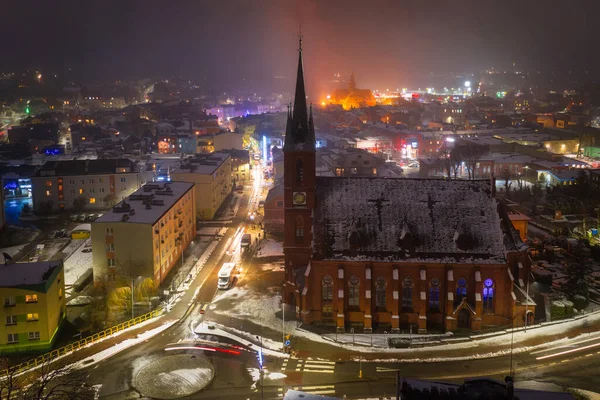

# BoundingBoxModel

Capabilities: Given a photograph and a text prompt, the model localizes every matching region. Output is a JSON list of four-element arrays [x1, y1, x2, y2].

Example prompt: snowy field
[[64, 238, 92, 287], [256, 239, 283, 258]]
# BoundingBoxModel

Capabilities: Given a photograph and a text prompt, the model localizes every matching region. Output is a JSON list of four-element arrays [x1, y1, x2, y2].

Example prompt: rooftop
[[0, 261, 61, 291], [313, 177, 511, 264], [171, 152, 231, 175], [95, 181, 194, 225], [35, 158, 138, 177]]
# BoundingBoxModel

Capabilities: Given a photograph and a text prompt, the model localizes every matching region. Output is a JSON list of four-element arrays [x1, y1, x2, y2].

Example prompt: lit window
[[27, 313, 39, 321], [483, 278, 494, 313], [429, 277, 440, 310], [45, 180, 52, 187], [45, 190, 51, 196], [25, 294, 38, 303], [89, 198, 96, 204], [79, 188, 83, 194], [58, 288, 62, 299]]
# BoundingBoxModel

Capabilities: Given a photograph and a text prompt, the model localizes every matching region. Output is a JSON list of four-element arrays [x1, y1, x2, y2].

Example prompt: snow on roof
[[0, 261, 61, 289], [95, 181, 194, 225], [313, 177, 508, 264], [170, 152, 230, 175]]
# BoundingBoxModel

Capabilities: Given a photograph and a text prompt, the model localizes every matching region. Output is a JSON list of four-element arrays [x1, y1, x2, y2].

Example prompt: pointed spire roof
[[284, 34, 315, 152]]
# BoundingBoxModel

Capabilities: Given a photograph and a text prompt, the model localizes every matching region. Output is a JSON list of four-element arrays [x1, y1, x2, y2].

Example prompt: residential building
[[0, 261, 66, 354], [92, 182, 196, 285], [31, 159, 151, 213], [213, 131, 243, 151], [221, 149, 250, 185], [537, 169, 580, 187], [318, 148, 388, 177], [283, 40, 533, 333], [170, 152, 232, 220]]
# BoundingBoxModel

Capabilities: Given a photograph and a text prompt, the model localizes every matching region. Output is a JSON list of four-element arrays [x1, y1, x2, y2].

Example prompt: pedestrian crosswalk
[[276, 385, 336, 397], [280, 358, 336, 374]]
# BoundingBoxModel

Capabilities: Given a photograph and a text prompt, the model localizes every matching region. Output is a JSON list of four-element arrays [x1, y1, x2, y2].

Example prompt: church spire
[[284, 34, 315, 152]]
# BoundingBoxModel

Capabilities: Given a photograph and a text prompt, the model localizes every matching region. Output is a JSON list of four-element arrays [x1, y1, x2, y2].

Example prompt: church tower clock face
[[293, 192, 307, 205]]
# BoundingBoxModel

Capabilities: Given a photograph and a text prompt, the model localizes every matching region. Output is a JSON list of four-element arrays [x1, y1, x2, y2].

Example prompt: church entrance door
[[458, 309, 470, 329]]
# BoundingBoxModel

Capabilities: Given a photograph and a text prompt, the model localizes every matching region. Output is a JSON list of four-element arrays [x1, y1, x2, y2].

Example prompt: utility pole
[[525, 274, 530, 333], [282, 300, 285, 349]]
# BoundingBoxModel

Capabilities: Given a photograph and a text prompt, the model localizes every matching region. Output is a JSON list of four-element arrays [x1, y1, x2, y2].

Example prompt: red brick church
[[282, 39, 535, 333]]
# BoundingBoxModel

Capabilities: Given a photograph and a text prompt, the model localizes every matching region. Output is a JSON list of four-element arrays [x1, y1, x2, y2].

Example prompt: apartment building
[[92, 182, 196, 285], [0, 261, 65, 354], [31, 159, 152, 213], [221, 149, 250, 184], [170, 152, 231, 220]]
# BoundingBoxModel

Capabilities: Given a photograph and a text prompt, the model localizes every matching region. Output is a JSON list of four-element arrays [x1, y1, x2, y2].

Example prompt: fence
[[7, 308, 163, 375]]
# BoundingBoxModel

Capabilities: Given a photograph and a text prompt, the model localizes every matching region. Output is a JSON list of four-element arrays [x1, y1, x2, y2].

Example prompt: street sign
[[285, 340, 291, 346]]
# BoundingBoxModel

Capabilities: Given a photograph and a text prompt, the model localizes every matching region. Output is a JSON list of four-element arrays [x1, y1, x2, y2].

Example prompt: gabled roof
[[313, 177, 511, 264]]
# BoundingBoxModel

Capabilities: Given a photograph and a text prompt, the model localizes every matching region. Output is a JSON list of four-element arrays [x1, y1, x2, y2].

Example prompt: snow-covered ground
[[0, 244, 27, 259], [64, 238, 92, 287], [74, 320, 176, 369], [197, 227, 227, 236], [256, 239, 283, 258], [209, 282, 600, 359]]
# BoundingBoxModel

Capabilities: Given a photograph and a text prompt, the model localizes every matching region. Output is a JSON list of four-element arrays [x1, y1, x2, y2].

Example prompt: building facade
[[283, 41, 534, 334], [170, 152, 232, 220], [213, 131, 243, 151], [92, 182, 196, 286], [31, 159, 151, 213], [0, 261, 65, 354]]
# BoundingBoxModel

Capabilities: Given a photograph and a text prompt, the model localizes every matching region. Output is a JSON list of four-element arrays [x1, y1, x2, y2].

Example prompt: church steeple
[[284, 34, 315, 152]]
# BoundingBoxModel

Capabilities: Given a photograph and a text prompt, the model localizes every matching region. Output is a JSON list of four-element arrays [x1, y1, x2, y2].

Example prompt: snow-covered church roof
[[313, 177, 512, 264]]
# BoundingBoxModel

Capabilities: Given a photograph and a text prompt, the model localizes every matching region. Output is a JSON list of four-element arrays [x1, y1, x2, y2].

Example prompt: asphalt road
[[87, 161, 600, 399]]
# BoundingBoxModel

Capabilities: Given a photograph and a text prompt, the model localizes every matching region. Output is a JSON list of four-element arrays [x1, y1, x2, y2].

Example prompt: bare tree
[[457, 144, 486, 180], [501, 166, 513, 197], [438, 148, 462, 179], [0, 356, 96, 400]]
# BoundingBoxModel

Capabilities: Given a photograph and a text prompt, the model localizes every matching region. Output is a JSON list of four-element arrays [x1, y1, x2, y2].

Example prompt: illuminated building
[[31, 159, 151, 213], [329, 73, 376, 110], [0, 261, 66, 354], [92, 182, 196, 285], [283, 39, 534, 333], [170, 153, 232, 220]]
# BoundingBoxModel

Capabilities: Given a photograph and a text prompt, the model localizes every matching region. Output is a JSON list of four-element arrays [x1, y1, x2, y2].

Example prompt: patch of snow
[[0, 244, 26, 258], [194, 323, 287, 358], [64, 238, 92, 286], [67, 296, 93, 306], [74, 320, 177, 369], [256, 239, 283, 258], [266, 371, 287, 380]]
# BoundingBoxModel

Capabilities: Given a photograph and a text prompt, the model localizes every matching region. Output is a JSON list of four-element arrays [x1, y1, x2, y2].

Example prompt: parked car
[[258, 200, 265, 208], [69, 214, 78, 222], [77, 214, 87, 222], [86, 214, 96, 222], [56, 229, 67, 238], [49, 230, 58, 239], [82, 248, 92, 253], [235, 185, 244, 193]]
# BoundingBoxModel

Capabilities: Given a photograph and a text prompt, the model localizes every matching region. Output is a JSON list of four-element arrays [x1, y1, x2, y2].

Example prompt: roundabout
[[133, 353, 215, 399]]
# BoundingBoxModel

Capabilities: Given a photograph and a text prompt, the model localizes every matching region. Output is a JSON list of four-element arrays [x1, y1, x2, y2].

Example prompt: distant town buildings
[[31, 159, 151, 213]]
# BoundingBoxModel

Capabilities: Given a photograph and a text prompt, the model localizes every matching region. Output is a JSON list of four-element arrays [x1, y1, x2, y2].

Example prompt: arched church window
[[321, 275, 333, 301], [456, 278, 467, 304], [375, 277, 386, 309], [295, 216, 304, 242], [402, 276, 413, 310], [483, 278, 494, 314], [429, 277, 440, 311], [348, 275, 360, 307]]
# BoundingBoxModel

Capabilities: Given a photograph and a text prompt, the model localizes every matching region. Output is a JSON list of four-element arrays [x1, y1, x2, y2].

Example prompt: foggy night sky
[[2, 0, 599, 94]]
